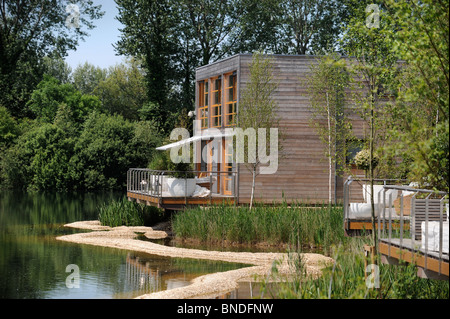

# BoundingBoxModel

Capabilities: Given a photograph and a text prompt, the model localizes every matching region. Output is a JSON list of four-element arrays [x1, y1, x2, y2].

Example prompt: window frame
[[225, 72, 237, 127], [211, 76, 222, 128], [197, 80, 209, 129]]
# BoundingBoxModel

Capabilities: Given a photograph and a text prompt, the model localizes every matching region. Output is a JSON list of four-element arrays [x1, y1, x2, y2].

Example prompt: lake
[[0, 191, 247, 299]]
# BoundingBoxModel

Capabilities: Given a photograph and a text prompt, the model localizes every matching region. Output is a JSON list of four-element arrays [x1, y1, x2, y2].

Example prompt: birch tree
[[237, 52, 281, 209], [305, 53, 352, 204], [341, 3, 399, 250]]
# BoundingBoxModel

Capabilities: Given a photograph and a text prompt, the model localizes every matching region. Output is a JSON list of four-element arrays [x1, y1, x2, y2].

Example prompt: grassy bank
[[172, 203, 345, 252]]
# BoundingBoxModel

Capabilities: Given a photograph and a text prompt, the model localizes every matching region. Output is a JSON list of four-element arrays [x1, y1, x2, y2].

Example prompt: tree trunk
[[250, 164, 256, 210], [326, 92, 332, 204], [370, 94, 377, 254]]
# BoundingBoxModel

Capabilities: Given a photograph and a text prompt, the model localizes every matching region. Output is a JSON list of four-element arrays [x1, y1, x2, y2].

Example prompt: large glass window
[[225, 72, 237, 126], [198, 80, 209, 129], [211, 77, 222, 128]]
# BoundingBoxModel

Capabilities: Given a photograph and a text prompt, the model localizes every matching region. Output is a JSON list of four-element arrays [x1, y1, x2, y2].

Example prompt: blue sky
[[65, 1, 125, 70]]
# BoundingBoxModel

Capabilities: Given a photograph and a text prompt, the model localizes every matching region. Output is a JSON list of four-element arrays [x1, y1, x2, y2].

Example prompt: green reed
[[98, 196, 165, 227], [172, 202, 346, 250], [259, 238, 449, 299]]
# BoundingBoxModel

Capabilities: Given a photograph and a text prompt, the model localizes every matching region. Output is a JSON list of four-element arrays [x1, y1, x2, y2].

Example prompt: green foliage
[[27, 75, 102, 124], [0, 106, 18, 148], [42, 56, 73, 84], [353, 149, 379, 172], [0, 123, 75, 190], [149, 151, 170, 171], [261, 239, 449, 299], [172, 203, 345, 250], [72, 62, 107, 95], [1, 111, 159, 191], [93, 60, 147, 120], [98, 196, 165, 227], [408, 122, 449, 190], [0, 0, 104, 117], [69, 112, 151, 190], [381, 0, 449, 191]]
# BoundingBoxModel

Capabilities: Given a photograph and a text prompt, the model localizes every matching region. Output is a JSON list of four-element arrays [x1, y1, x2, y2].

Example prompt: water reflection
[[0, 190, 247, 299]]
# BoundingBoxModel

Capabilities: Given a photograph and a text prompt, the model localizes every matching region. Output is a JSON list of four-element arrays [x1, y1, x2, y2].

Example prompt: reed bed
[[260, 238, 449, 299], [172, 202, 345, 250], [98, 196, 165, 227]]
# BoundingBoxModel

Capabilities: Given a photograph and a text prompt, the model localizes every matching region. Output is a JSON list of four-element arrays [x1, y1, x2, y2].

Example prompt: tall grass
[[98, 196, 165, 227], [260, 238, 449, 299], [172, 202, 346, 251]]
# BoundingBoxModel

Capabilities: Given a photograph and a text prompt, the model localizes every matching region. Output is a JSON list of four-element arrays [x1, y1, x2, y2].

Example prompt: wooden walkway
[[378, 238, 448, 279], [127, 191, 235, 210]]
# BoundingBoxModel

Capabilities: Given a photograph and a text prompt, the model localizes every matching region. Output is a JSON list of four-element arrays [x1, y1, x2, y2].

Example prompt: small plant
[[353, 149, 379, 171], [148, 151, 170, 171], [148, 150, 194, 178], [167, 160, 195, 179]]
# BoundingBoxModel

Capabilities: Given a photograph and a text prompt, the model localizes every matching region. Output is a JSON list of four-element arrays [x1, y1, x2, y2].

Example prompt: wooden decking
[[127, 191, 235, 210], [378, 238, 449, 279], [344, 218, 410, 236]]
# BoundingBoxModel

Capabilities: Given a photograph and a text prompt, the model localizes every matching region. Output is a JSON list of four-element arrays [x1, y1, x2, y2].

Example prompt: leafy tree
[[281, 0, 348, 54], [69, 112, 156, 190], [231, 0, 287, 54], [0, 106, 18, 148], [94, 60, 147, 120], [383, 0, 449, 191], [42, 56, 73, 84], [179, 0, 241, 65], [340, 1, 400, 249], [305, 54, 352, 204], [72, 62, 107, 95], [237, 52, 282, 209], [232, 0, 350, 55], [27, 75, 102, 124], [1, 122, 75, 190], [114, 0, 179, 133], [0, 0, 104, 117]]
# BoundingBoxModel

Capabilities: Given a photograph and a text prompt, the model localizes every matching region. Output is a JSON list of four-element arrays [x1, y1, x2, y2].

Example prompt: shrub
[[353, 149, 379, 171]]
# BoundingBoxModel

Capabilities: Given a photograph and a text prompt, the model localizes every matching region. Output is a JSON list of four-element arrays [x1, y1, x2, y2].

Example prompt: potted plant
[[353, 148, 379, 177], [353, 149, 388, 205], [166, 160, 196, 197]]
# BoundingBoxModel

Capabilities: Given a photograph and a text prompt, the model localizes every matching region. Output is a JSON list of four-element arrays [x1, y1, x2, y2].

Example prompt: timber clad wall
[[195, 54, 366, 204]]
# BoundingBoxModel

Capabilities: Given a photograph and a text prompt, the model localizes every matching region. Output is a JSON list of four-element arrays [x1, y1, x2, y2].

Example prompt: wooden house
[[127, 53, 366, 209], [192, 53, 366, 205]]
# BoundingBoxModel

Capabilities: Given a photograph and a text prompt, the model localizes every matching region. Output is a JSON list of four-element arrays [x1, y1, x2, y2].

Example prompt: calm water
[[0, 191, 247, 299]]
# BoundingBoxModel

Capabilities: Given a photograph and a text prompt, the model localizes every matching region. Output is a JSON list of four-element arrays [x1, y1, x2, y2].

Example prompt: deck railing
[[343, 176, 407, 222], [378, 185, 448, 276], [127, 168, 238, 203], [344, 176, 448, 277]]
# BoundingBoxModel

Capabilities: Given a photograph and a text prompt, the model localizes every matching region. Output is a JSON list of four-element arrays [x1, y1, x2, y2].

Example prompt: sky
[[65, 1, 125, 70]]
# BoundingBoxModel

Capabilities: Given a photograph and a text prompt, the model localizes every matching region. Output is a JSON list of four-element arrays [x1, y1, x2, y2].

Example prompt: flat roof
[[195, 53, 321, 72]]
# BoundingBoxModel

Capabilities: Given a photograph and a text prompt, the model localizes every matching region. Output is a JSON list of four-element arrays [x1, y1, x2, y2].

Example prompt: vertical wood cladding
[[195, 54, 366, 204]]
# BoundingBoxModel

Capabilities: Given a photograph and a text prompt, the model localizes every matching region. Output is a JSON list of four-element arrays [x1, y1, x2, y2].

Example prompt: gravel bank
[[57, 220, 334, 299]]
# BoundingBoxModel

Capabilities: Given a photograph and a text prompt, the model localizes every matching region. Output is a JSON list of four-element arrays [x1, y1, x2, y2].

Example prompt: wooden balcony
[[127, 168, 236, 210]]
